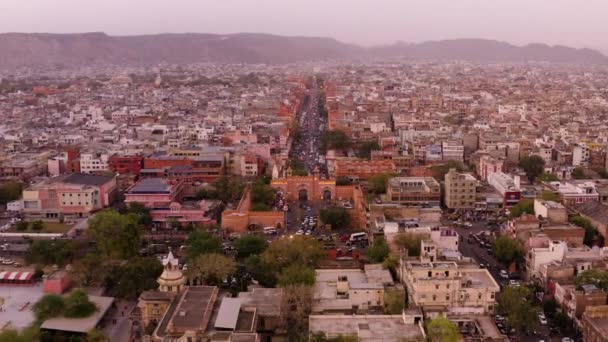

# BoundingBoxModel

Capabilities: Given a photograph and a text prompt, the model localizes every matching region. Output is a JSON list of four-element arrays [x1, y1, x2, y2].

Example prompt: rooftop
[[41, 295, 114, 333], [127, 177, 173, 194], [309, 314, 424, 342]]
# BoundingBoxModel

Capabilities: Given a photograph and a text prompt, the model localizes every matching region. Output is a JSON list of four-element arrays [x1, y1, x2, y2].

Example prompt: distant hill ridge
[[0, 32, 605, 68]]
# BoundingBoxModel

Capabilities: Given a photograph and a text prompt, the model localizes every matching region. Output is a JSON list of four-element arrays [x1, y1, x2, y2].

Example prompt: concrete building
[[554, 283, 607, 319], [487, 172, 521, 207], [79, 152, 109, 174], [582, 305, 608, 342], [124, 178, 215, 228], [477, 155, 504, 182], [309, 312, 425, 342], [444, 169, 478, 209], [442, 140, 464, 162], [312, 265, 393, 314], [399, 260, 499, 314], [386, 177, 441, 207], [548, 181, 599, 205], [22, 173, 116, 219], [534, 200, 567, 224]]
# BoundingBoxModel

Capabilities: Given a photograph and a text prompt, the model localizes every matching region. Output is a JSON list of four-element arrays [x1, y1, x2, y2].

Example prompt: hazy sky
[[2, 0, 607, 51]]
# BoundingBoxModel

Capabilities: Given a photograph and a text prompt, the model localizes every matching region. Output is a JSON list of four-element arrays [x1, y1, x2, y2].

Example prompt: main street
[[290, 76, 328, 178]]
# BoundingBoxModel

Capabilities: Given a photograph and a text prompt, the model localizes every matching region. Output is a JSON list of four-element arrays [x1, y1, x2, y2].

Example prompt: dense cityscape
[[1, 5, 608, 342]]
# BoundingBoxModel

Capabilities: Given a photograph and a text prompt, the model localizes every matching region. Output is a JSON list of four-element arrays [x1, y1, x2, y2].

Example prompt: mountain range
[[0, 32, 606, 69]]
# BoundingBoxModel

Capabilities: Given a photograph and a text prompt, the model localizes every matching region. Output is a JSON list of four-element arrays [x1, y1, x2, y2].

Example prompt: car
[[509, 280, 520, 287], [296, 230, 304, 235], [538, 313, 547, 325], [499, 270, 509, 279], [2, 259, 14, 265], [561, 338, 574, 342], [479, 263, 486, 268]]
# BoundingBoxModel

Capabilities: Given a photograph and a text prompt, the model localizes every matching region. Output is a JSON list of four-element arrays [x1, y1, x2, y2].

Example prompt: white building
[[442, 141, 464, 162], [79, 153, 109, 174]]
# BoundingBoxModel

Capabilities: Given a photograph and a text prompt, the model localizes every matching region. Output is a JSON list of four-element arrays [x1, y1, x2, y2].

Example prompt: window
[[432, 295, 436, 301], [435, 284, 439, 290]]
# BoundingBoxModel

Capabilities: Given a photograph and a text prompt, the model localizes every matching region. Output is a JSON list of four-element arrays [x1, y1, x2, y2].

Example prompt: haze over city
[[1, 1, 608, 342], [1, 0, 608, 51]]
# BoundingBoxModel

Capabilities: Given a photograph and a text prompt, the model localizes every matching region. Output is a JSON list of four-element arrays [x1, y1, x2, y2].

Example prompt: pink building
[[124, 178, 215, 228], [23, 173, 116, 219], [477, 155, 504, 181]]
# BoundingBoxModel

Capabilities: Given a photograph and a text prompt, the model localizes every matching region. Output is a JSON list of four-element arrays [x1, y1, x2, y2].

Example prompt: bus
[[349, 232, 368, 242]]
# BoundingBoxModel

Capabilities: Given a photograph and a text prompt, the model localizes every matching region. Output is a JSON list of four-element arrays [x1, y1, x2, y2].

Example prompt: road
[[289, 76, 328, 178], [450, 216, 577, 342]]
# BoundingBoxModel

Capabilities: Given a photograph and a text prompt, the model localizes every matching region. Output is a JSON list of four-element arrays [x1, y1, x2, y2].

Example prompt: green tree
[[70, 253, 106, 287], [234, 235, 268, 258], [250, 177, 277, 208], [27, 240, 74, 266], [186, 230, 222, 260], [31, 220, 44, 231], [126, 202, 153, 226], [426, 316, 459, 342], [335, 176, 352, 186], [368, 237, 389, 262], [245, 255, 277, 287], [569, 215, 604, 247], [262, 236, 324, 270], [15, 221, 28, 231], [64, 289, 97, 318], [368, 173, 396, 194], [540, 190, 560, 202], [108, 257, 164, 299], [509, 199, 534, 218], [321, 130, 351, 151], [0, 181, 23, 205], [187, 253, 236, 286], [393, 233, 423, 256], [278, 264, 315, 287], [519, 155, 545, 183], [542, 299, 558, 319], [282, 285, 314, 341], [575, 269, 608, 291], [309, 333, 358, 342], [86, 328, 109, 342], [212, 176, 246, 203], [538, 172, 559, 182], [498, 286, 538, 334], [87, 210, 142, 259], [33, 294, 65, 321], [0, 327, 40, 342], [358, 141, 380, 159], [572, 167, 586, 179], [319, 206, 351, 229], [384, 288, 406, 314], [430, 161, 466, 182], [493, 236, 522, 267], [250, 202, 272, 211]]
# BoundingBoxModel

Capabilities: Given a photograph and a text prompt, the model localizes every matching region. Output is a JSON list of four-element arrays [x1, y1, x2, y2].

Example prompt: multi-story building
[[582, 305, 608, 342], [124, 178, 214, 228], [476, 155, 504, 182], [79, 152, 109, 174], [547, 181, 600, 205], [333, 159, 395, 181], [399, 260, 499, 314], [22, 173, 116, 219], [386, 177, 441, 207], [442, 140, 464, 162], [108, 155, 144, 175], [444, 168, 478, 209], [573, 143, 590, 167], [487, 172, 521, 207], [312, 265, 394, 314], [534, 200, 567, 223], [554, 283, 607, 319]]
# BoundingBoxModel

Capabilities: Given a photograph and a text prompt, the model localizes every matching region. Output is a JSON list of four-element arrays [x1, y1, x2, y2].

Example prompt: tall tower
[[157, 250, 185, 293]]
